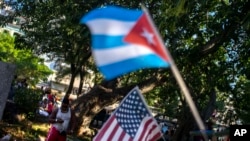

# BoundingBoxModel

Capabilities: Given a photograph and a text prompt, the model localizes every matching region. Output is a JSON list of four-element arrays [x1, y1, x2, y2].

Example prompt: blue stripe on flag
[[98, 54, 169, 80], [81, 6, 143, 23], [92, 35, 128, 49]]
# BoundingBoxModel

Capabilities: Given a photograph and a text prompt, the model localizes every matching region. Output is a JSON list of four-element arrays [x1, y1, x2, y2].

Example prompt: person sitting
[[38, 99, 55, 117], [44, 88, 54, 103], [38, 98, 50, 117], [46, 100, 54, 115]]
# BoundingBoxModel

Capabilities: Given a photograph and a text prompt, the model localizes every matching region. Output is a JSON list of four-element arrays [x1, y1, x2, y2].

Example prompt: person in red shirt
[[45, 88, 54, 103], [46, 100, 54, 115]]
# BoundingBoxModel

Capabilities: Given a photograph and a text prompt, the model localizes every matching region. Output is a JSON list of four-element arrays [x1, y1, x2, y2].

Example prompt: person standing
[[46, 97, 76, 141]]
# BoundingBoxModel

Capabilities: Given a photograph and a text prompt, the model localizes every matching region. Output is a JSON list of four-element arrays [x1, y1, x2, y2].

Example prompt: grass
[[0, 116, 88, 141], [1, 98, 91, 141], [0, 118, 49, 140]]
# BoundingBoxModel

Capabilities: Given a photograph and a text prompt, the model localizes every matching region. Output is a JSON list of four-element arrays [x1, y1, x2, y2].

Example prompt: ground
[[0, 119, 49, 141], [0, 97, 90, 141], [0, 116, 87, 141]]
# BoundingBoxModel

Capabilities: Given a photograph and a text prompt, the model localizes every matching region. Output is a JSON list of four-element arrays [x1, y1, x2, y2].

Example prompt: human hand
[[56, 118, 64, 123], [67, 130, 73, 135]]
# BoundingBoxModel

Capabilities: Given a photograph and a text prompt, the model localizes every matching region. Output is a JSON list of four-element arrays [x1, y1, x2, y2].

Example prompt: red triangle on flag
[[124, 13, 169, 62]]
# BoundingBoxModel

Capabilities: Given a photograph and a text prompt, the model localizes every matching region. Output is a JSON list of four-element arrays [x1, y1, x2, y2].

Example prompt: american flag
[[93, 86, 162, 141]]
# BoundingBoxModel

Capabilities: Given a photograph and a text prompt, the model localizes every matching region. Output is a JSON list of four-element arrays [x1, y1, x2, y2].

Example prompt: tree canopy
[[0, 32, 52, 85], [1, 0, 250, 140]]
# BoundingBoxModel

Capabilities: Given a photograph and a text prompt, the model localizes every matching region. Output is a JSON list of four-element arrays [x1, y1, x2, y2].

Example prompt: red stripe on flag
[[137, 118, 161, 141], [107, 120, 120, 140], [138, 118, 154, 140], [118, 129, 126, 141], [146, 125, 162, 141], [94, 115, 116, 140], [151, 132, 162, 141], [93, 87, 162, 141]]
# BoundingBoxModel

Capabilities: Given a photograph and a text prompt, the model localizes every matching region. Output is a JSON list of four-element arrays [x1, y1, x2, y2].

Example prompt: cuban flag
[[80, 6, 170, 80]]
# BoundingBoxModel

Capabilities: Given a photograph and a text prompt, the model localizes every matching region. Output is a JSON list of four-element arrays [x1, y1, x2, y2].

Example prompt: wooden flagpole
[[142, 6, 208, 140]]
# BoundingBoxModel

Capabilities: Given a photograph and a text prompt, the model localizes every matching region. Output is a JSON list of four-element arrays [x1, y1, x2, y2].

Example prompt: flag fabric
[[80, 6, 170, 80], [93, 86, 162, 141]]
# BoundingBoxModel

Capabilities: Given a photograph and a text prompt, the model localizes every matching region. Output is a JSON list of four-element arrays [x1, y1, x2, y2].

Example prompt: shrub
[[14, 88, 42, 120]]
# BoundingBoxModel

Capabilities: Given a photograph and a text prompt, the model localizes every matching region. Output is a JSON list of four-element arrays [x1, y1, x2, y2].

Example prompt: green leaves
[[0, 32, 52, 85], [14, 88, 42, 120], [2, 0, 250, 135]]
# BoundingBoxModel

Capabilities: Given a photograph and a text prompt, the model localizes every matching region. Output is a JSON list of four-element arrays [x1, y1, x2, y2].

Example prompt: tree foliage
[[0, 32, 52, 85], [11, 0, 97, 96], [14, 88, 42, 120], [1, 0, 250, 140]]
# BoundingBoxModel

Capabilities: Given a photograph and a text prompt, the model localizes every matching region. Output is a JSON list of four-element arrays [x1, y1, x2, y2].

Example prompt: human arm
[[48, 108, 63, 124]]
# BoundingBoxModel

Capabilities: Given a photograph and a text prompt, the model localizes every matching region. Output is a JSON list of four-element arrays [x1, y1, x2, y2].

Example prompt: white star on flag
[[141, 28, 155, 45], [93, 86, 162, 141]]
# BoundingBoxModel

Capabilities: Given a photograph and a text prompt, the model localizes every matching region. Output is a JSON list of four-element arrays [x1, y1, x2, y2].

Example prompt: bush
[[14, 88, 42, 120]]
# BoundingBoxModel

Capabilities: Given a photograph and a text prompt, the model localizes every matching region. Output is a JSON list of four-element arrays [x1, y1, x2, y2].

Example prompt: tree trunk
[[202, 89, 216, 121], [171, 89, 216, 141], [77, 66, 85, 98], [71, 71, 217, 139], [172, 106, 195, 141], [65, 63, 77, 99], [72, 79, 125, 137], [72, 76, 164, 137]]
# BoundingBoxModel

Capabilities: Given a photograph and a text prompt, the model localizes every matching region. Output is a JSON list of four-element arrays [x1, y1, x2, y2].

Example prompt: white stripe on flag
[[134, 117, 161, 141], [94, 116, 131, 141], [93, 44, 155, 66], [97, 117, 118, 141], [85, 19, 136, 35], [112, 126, 123, 141], [112, 127, 131, 141], [142, 120, 161, 141], [147, 124, 162, 141], [122, 133, 131, 141]]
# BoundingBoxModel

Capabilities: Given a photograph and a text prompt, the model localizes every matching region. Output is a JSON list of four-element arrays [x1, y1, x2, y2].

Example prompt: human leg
[[46, 126, 59, 141]]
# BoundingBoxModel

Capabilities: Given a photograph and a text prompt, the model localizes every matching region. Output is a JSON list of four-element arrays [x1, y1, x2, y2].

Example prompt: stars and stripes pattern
[[93, 86, 162, 141]]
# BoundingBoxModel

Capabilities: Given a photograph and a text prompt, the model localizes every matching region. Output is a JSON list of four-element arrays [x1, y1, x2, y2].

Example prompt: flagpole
[[141, 6, 208, 140]]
